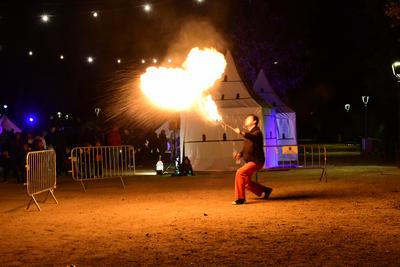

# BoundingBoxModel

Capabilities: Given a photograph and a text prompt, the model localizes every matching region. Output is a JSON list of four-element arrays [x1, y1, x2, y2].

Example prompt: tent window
[[223, 75, 228, 82], [236, 93, 240, 99], [223, 133, 227, 141], [221, 94, 225, 100], [202, 134, 206, 142], [282, 133, 286, 139]]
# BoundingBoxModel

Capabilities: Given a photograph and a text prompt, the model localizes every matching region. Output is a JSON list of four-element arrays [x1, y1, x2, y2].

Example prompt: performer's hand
[[233, 151, 242, 160], [234, 128, 241, 135]]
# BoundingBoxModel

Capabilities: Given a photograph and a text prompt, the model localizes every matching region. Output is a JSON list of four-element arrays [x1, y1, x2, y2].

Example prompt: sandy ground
[[0, 165, 400, 266]]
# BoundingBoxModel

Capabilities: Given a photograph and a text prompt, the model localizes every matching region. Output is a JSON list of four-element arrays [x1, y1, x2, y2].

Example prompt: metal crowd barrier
[[263, 144, 327, 182], [70, 145, 135, 191], [26, 150, 58, 211]]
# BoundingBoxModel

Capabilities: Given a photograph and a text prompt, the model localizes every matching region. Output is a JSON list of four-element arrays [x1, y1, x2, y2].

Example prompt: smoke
[[104, 19, 227, 130], [164, 19, 227, 65]]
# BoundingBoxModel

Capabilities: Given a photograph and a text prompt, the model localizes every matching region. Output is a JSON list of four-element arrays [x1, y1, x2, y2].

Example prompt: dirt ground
[[1, 165, 400, 266]]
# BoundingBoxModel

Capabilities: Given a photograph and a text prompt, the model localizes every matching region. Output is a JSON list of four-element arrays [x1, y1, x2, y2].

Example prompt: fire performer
[[232, 114, 273, 205]]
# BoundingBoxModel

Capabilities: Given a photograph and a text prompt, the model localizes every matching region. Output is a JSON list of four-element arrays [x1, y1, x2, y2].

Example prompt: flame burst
[[140, 47, 226, 120], [199, 95, 222, 122]]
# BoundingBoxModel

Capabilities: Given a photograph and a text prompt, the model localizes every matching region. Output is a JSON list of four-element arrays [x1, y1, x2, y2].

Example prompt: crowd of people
[[0, 125, 179, 183]]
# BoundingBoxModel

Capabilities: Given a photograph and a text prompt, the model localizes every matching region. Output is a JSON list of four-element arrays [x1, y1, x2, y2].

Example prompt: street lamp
[[392, 61, 400, 81], [361, 96, 370, 153], [392, 61, 400, 164], [362, 95, 369, 137], [94, 107, 101, 117]]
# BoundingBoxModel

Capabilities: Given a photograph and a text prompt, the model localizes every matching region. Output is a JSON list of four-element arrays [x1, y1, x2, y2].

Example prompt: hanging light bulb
[[143, 4, 152, 12], [41, 14, 50, 23]]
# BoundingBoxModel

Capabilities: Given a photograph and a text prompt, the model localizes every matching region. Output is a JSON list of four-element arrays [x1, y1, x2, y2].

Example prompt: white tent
[[180, 51, 266, 170], [253, 69, 297, 146], [0, 115, 22, 134], [179, 51, 298, 171], [253, 69, 298, 167]]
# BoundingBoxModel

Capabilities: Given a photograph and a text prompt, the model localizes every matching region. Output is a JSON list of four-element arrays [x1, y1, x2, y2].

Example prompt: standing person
[[232, 114, 273, 205], [158, 130, 168, 161], [107, 126, 121, 146]]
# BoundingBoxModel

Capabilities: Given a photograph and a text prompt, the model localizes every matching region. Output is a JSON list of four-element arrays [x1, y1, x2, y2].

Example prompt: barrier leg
[[27, 195, 41, 211], [320, 168, 328, 182], [49, 189, 58, 204], [120, 176, 126, 190], [80, 180, 87, 192]]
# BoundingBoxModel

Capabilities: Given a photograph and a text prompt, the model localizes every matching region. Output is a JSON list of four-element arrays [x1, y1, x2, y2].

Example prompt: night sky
[[0, 0, 399, 142]]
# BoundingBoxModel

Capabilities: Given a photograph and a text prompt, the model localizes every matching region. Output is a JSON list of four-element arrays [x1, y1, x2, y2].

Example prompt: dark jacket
[[240, 126, 265, 164]]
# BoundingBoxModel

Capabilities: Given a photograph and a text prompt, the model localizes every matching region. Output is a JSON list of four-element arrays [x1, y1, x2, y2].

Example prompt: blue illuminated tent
[[0, 115, 22, 133]]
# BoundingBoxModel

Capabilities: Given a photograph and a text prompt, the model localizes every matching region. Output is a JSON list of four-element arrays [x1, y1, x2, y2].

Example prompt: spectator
[[179, 156, 194, 176], [1, 149, 18, 183], [158, 130, 168, 161], [107, 126, 121, 146]]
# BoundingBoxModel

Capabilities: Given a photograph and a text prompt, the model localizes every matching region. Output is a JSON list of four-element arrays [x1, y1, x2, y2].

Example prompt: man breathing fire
[[232, 114, 273, 205]]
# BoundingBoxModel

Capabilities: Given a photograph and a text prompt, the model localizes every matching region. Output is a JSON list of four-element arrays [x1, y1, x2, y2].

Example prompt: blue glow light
[[26, 114, 37, 126]]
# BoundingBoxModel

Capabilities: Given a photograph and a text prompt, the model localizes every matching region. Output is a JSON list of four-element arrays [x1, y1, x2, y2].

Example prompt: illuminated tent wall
[[180, 51, 295, 171], [0, 115, 22, 134], [253, 69, 298, 167]]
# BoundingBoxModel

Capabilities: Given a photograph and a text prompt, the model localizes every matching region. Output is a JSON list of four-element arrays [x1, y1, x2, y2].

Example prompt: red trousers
[[235, 162, 266, 199]]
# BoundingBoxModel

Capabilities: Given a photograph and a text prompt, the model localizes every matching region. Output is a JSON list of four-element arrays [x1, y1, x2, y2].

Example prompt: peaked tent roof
[[253, 69, 294, 113], [0, 115, 22, 133], [211, 51, 271, 109]]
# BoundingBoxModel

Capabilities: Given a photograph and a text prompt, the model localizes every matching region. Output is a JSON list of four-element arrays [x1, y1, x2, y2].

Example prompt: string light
[[143, 3, 152, 12], [41, 14, 50, 23], [10, 3, 218, 66], [87, 56, 94, 63]]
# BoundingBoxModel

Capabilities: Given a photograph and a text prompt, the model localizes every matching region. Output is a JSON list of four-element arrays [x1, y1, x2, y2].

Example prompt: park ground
[[0, 165, 400, 266]]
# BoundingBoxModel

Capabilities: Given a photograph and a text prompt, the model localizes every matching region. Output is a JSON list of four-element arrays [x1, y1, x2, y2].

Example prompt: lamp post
[[344, 104, 351, 143], [392, 61, 400, 164], [362, 96, 369, 137], [361, 96, 369, 154]]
